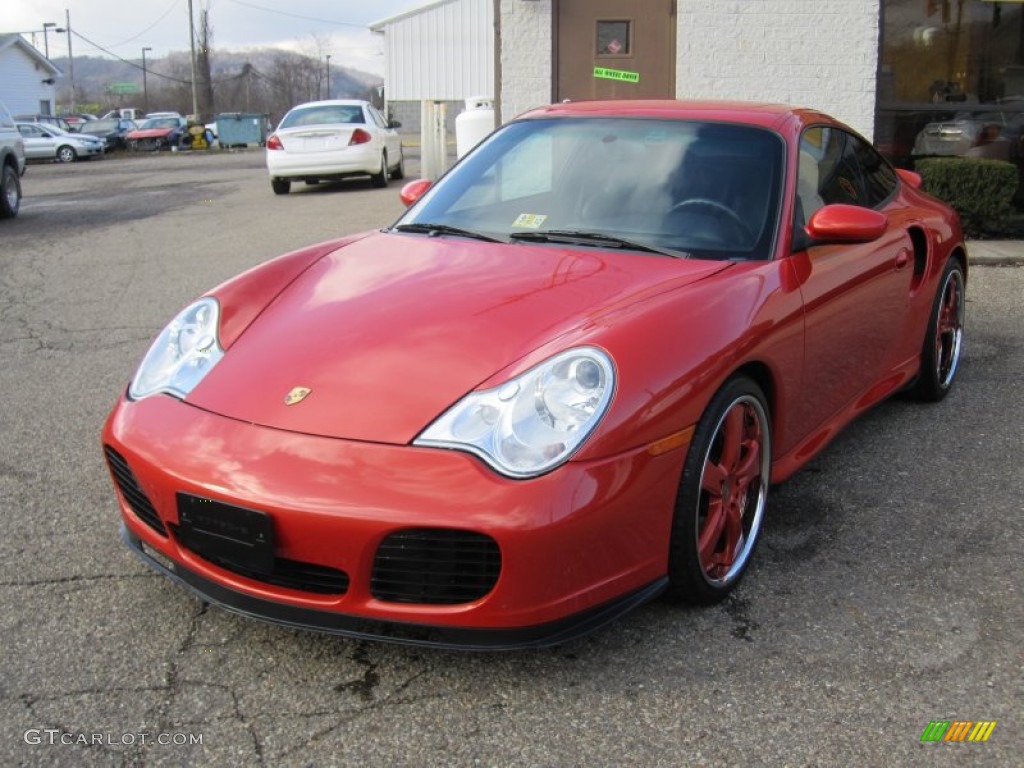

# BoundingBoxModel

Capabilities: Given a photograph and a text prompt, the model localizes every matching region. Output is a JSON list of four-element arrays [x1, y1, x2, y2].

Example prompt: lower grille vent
[[372, 528, 501, 605], [104, 446, 167, 536]]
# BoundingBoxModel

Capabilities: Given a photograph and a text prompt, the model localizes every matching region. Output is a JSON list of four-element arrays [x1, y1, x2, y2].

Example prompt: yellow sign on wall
[[594, 67, 640, 84]]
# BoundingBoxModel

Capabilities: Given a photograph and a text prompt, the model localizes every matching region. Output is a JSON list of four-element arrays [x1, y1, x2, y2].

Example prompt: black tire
[[371, 152, 389, 188], [911, 258, 966, 402], [666, 376, 771, 605], [271, 179, 291, 195], [391, 147, 405, 180], [1, 163, 21, 219], [56, 145, 77, 163]]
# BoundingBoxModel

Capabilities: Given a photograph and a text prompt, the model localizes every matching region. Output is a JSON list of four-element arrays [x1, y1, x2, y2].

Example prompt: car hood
[[186, 231, 729, 443]]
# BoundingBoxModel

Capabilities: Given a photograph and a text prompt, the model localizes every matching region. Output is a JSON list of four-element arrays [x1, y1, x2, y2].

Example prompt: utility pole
[[65, 9, 74, 112], [142, 47, 152, 114], [326, 55, 332, 100], [187, 0, 199, 119]]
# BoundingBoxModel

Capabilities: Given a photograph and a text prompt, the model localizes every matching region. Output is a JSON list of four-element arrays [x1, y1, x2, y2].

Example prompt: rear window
[[279, 105, 366, 129]]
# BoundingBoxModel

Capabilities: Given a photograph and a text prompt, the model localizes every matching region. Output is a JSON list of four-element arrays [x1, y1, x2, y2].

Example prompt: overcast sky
[[4, 0, 430, 73]]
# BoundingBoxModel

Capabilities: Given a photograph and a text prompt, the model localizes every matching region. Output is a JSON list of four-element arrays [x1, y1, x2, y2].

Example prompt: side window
[[851, 135, 898, 208], [367, 106, 388, 130], [796, 126, 873, 227]]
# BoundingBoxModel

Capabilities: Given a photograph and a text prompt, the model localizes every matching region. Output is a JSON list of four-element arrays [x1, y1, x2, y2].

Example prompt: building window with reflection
[[876, 0, 1024, 177]]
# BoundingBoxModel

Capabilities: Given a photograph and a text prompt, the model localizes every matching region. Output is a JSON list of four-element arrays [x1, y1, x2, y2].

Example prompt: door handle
[[894, 249, 910, 270]]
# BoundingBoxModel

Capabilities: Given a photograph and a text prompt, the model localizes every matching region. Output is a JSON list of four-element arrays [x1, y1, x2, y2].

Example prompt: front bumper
[[103, 395, 685, 648]]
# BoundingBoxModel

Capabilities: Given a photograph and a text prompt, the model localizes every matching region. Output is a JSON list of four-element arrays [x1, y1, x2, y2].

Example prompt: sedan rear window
[[279, 105, 366, 129]]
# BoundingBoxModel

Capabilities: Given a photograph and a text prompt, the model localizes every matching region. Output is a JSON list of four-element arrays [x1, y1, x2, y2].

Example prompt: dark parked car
[[79, 118, 139, 151], [15, 114, 75, 133]]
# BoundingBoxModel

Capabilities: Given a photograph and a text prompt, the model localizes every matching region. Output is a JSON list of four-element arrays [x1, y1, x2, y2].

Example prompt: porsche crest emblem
[[284, 386, 312, 406]]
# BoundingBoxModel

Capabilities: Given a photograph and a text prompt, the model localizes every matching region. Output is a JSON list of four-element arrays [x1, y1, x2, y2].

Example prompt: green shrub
[[915, 157, 1019, 237]]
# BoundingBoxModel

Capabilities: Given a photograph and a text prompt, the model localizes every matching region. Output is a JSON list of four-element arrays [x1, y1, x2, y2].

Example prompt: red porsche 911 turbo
[[102, 100, 966, 649]]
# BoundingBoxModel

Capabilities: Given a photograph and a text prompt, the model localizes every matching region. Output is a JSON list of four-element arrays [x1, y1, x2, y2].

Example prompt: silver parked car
[[17, 122, 106, 163]]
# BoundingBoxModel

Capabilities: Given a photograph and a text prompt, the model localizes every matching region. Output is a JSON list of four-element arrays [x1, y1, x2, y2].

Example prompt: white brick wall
[[676, 0, 880, 139], [499, 0, 553, 123], [498, 0, 880, 139]]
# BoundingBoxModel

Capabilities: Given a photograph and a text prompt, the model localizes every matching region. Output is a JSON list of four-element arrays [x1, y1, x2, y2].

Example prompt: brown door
[[555, 0, 676, 101]]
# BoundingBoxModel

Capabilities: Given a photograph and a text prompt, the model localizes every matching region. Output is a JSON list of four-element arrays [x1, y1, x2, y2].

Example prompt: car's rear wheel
[[56, 145, 77, 163], [911, 257, 965, 402], [371, 152, 389, 188], [391, 148, 405, 180], [271, 179, 291, 195], [1, 164, 21, 219], [666, 376, 771, 605]]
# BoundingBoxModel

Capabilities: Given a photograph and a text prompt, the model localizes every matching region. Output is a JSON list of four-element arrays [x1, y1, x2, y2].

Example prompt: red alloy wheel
[[934, 268, 965, 388], [697, 397, 767, 581]]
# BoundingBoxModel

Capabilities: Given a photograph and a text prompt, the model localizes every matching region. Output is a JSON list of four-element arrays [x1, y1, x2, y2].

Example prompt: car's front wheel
[[56, 145, 77, 163], [0, 164, 21, 219], [911, 257, 966, 402], [271, 179, 291, 195], [666, 376, 771, 605], [371, 152, 389, 188]]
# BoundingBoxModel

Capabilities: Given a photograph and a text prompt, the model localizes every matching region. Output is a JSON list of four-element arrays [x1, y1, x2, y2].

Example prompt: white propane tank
[[455, 97, 495, 158]]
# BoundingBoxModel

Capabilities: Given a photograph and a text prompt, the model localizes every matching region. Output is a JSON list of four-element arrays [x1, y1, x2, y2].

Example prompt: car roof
[[287, 100, 370, 110], [516, 99, 831, 132]]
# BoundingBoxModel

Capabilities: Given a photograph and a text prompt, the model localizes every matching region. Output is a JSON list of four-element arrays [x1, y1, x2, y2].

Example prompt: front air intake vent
[[371, 528, 501, 605], [104, 445, 167, 536]]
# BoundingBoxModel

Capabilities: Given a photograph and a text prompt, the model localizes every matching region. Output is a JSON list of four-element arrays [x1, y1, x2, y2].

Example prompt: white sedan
[[265, 100, 404, 195], [16, 122, 105, 163]]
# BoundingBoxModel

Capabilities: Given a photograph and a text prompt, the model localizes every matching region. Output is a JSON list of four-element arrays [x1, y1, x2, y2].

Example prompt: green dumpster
[[215, 113, 269, 147]]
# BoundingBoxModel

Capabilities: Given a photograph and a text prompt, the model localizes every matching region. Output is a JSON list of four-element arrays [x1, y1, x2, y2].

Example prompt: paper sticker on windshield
[[512, 213, 548, 229]]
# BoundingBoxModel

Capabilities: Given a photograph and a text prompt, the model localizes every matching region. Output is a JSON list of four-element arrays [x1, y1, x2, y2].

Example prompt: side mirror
[[896, 168, 922, 189], [400, 179, 432, 207], [804, 204, 888, 245], [388, 119, 402, 129]]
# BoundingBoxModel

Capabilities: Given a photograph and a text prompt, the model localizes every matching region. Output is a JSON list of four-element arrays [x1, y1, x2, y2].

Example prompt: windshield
[[397, 117, 785, 260]]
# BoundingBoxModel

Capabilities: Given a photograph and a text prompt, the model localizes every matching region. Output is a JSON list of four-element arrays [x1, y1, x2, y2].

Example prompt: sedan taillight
[[349, 129, 372, 146], [266, 134, 283, 150]]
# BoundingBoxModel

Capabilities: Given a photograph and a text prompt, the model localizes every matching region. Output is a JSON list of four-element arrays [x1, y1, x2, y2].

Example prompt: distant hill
[[51, 49, 382, 122]]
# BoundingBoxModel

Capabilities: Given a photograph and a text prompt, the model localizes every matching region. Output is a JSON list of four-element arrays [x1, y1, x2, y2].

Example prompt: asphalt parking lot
[[1, 149, 1021, 767]]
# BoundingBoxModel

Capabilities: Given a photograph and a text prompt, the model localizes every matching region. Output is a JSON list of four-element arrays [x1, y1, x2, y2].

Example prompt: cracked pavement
[[1, 150, 1021, 766]]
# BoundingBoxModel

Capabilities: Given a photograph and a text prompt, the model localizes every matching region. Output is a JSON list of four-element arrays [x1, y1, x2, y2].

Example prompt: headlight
[[129, 297, 224, 400], [415, 347, 615, 478]]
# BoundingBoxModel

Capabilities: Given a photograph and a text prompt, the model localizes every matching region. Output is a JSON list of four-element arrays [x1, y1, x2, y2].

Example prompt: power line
[[69, 28, 246, 87], [227, 0, 371, 29], [103, 0, 181, 49]]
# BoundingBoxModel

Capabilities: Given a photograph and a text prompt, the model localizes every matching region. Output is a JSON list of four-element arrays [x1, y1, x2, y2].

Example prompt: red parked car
[[103, 100, 966, 649], [125, 115, 188, 151]]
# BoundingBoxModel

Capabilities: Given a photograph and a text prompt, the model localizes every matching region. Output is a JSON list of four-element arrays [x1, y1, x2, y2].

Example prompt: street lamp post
[[42, 22, 59, 59], [326, 55, 331, 100], [142, 47, 152, 115]]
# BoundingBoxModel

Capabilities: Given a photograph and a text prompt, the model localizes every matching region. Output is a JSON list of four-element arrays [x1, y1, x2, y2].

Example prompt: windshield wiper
[[392, 222, 503, 243], [509, 229, 690, 259]]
